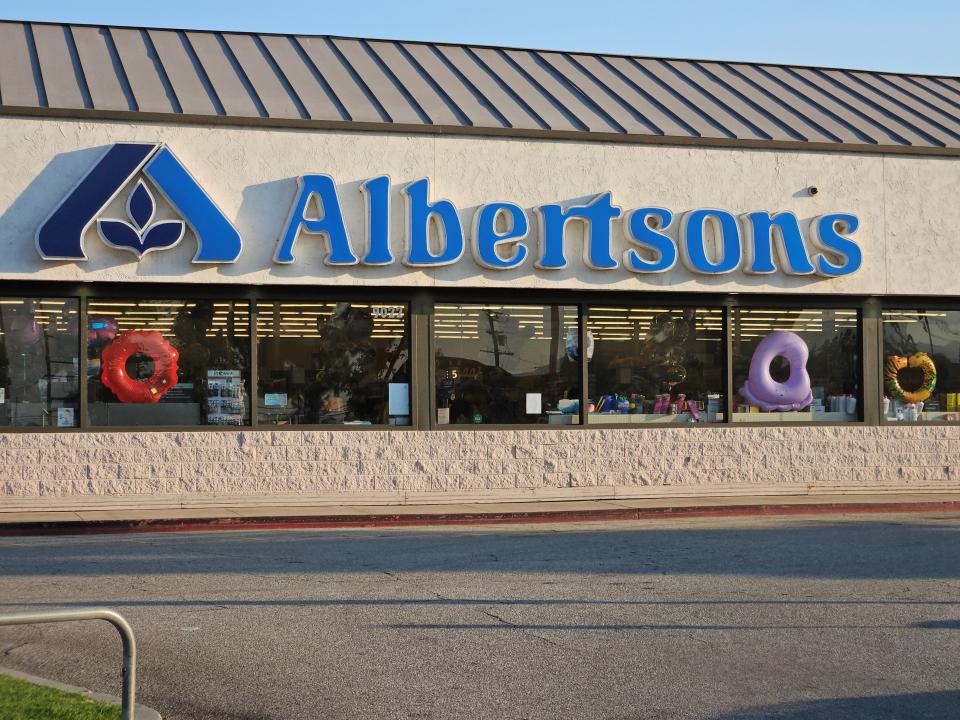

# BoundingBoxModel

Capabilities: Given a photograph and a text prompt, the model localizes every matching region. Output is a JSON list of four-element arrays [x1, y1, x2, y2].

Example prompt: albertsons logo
[[36, 142, 241, 263]]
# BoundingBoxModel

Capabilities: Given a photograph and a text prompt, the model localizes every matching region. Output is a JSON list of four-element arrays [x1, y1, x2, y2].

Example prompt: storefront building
[[2, 20, 960, 504]]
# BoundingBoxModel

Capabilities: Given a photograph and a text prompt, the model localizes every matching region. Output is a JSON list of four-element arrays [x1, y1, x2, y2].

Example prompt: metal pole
[[0, 608, 137, 720]]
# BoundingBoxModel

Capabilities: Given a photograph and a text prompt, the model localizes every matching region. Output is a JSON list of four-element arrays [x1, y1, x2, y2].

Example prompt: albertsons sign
[[38, 142, 861, 278]]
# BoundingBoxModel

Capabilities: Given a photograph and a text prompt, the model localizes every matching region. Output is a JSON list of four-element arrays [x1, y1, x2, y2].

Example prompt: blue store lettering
[[276, 176, 861, 277]]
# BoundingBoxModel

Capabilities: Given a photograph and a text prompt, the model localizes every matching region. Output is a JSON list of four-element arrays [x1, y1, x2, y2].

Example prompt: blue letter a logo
[[36, 142, 242, 263]]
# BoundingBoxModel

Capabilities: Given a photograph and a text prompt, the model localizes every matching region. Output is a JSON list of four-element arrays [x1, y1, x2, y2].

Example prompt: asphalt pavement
[[0, 512, 958, 719]]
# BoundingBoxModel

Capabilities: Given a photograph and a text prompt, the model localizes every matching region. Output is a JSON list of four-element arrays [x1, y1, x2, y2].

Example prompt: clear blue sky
[[3, 0, 958, 76]]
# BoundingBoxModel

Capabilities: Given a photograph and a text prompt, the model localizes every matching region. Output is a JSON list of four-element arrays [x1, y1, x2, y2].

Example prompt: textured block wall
[[1, 425, 958, 498]]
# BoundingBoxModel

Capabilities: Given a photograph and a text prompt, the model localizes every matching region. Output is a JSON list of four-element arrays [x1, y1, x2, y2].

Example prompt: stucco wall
[[2, 426, 958, 500], [0, 116, 957, 295], [3, 118, 960, 505]]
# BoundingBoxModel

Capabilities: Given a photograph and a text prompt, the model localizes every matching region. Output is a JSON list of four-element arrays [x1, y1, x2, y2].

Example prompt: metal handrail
[[0, 608, 137, 719]]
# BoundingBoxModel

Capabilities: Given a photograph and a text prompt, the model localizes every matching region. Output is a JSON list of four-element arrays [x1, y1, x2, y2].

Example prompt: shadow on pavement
[[912, 619, 960, 629], [0, 518, 957, 580], [379, 620, 959, 631], [706, 690, 960, 719], [2, 601, 959, 617]]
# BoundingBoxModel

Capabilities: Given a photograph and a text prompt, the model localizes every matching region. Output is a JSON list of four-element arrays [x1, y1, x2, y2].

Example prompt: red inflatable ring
[[101, 330, 179, 403]]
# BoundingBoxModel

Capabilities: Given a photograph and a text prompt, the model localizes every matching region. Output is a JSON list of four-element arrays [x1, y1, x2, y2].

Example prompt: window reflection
[[434, 304, 579, 425], [732, 308, 860, 422], [883, 310, 960, 422], [587, 306, 725, 424], [88, 299, 250, 426], [0, 298, 79, 427], [256, 302, 410, 425]]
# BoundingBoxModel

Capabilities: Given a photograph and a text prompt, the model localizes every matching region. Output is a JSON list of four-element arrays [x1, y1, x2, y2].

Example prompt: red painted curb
[[1, 500, 958, 537]]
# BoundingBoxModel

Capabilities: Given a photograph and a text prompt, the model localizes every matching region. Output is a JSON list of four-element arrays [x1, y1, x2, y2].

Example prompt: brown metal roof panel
[[506, 50, 623, 133], [146, 29, 219, 115], [260, 34, 345, 122], [108, 28, 178, 114], [433, 44, 540, 130], [709, 63, 844, 144], [932, 76, 960, 100], [757, 64, 879, 145], [223, 33, 303, 120], [6, 21, 960, 154], [903, 75, 960, 113], [819, 69, 953, 147], [634, 58, 764, 140], [540, 53, 658, 135], [788, 66, 927, 146], [295, 36, 384, 124], [31, 23, 87, 110], [841, 71, 960, 145], [184, 31, 259, 117], [604, 56, 729, 140], [0, 22, 44, 108], [471, 47, 580, 132], [567, 54, 693, 137], [366, 40, 462, 126], [329, 37, 422, 124], [401, 42, 505, 128], [728, 63, 863, 144], [68, 25, 132, 111], [667, 60, 803, 143], [875, 73, 960, 130]]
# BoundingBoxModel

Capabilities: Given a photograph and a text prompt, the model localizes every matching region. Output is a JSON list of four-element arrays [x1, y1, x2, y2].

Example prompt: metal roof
[[2, 19, 960, 155]]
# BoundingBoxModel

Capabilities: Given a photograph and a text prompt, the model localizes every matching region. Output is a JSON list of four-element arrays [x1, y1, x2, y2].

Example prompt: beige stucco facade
[[1, 116, 959, 505], [1, 116, 957, 296]]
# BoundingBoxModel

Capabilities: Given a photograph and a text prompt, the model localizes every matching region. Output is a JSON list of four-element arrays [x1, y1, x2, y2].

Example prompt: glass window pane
[[732, 308, 860, 422], [88, 299, 250, 426], [0, 298, 79, 428], [587, 306, 725, 424], [883, 309, 960, 422], [256, 302, 410, 425], [434, 304, 579, 425]]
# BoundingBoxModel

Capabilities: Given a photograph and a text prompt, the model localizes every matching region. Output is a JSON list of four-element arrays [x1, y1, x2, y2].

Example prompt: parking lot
[[1, 512, 958, 719]]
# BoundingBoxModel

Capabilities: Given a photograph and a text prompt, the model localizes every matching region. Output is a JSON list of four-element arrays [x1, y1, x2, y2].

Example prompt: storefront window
[[434, 304, 579, 425], [0, 298, 79, 428], [586, 306, 725, 424], [256, 302, 410, 425], [883, 310, 960, 422], [732, 308, 860, 422], [88, 299, 250, 426]]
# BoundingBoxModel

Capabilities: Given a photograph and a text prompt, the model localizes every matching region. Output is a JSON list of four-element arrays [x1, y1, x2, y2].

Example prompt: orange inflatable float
[[101, 330, 179, 403]]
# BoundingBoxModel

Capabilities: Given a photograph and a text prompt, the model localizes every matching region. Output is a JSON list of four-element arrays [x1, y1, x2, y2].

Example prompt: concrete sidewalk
[[2, 492, 960, 534]]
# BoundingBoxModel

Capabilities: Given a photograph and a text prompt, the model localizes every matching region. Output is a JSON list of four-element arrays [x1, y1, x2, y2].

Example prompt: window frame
[[723, 294, 874, 429], [254, 297, 414, 429], [0, 280, 894, 432], [0, 292, 82, 432], [85, 295, 253, 430], [878, 297, 960, 426], [728, 303, 865, 425], [430, 300, 582, 428], [582, 301, 728, 428]]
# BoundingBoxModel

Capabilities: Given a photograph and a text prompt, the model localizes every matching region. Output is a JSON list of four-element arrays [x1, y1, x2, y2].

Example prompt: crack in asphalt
[[1, 640, 32, 657], [476, 607, 562, 648]]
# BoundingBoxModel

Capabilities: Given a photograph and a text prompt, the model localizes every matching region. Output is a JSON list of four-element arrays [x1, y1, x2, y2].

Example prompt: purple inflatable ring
[[739, 330, 813, 412]]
